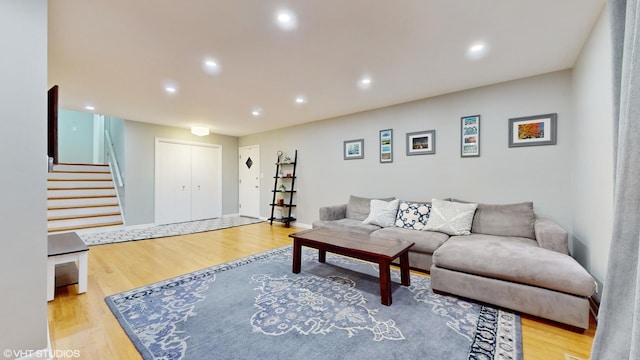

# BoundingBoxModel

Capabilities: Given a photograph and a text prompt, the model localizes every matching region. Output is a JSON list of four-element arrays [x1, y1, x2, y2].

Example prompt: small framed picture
[[508, 113, 557, 147], [406, 130, 436, 156], [379, 129, 393, 163], [344, 139, 364, 160], [461, 115, 480, 157]]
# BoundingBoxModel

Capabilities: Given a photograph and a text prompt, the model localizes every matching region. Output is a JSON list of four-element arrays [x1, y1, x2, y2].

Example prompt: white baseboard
[[124, 223, 155, 230]]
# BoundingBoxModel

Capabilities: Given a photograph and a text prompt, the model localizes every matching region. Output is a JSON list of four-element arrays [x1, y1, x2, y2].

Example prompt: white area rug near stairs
[[47, 163, 124, 233]]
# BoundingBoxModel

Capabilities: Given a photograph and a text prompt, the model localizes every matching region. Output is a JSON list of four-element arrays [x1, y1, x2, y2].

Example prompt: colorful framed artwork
[[508, 113, 557, 147], [344, 139, 364, 160], [406, 130, 436, 156], [379, 129, 393, 163], [461, 115, 480, 157]]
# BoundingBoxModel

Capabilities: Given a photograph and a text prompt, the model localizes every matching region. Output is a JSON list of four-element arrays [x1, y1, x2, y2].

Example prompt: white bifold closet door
[[155, 139, 222, 225]]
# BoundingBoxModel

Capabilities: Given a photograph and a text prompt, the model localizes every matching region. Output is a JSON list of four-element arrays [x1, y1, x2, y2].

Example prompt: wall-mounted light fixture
[[191, 126, 210, 136]]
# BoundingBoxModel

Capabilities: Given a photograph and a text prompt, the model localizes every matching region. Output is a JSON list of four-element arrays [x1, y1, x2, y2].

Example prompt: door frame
[[154, 138, 223, 225], [238, 144, 260, 218]]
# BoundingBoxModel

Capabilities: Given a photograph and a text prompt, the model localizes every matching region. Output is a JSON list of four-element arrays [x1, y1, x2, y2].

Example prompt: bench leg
[[77, 252, 88, 294]]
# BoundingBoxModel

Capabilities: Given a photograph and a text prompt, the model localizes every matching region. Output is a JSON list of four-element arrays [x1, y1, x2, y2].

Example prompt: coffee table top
[[290, 228, 414, 259]]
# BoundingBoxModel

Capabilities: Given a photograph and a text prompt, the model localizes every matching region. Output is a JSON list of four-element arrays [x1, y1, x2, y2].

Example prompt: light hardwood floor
[[48, 222, 595, 359]]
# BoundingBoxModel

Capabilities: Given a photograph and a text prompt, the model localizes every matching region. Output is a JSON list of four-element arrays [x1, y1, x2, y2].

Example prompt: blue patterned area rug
[[80, 216, 264, 246], [105, 246, 522, 360]]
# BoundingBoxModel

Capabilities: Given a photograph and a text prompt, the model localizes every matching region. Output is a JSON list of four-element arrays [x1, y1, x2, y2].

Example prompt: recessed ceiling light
[[295, 96, 306, 104], [252, 109, 262, 116], [85, 105, 95, 111], [358, 77, 372, 90], [165, 86, 177, 94], [203, 58, 221, 75], [276, 10, 297, 30], [467, 42, 489, 60]]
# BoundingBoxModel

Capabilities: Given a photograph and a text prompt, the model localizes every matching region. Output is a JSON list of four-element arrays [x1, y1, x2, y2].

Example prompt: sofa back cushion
[[470, 201, 536, 239], [346, 195, 395, 221]]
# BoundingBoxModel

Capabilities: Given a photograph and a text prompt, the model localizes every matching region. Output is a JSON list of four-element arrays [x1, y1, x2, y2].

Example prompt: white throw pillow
[[363, 199, 400, 227], [424, 199, 478, 235]]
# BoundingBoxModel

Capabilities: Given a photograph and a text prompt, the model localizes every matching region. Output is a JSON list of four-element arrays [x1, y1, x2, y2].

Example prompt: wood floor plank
[[47, 222, 596, 359]]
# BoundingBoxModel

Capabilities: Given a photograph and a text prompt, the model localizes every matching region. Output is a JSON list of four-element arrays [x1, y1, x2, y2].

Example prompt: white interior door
[[191, 145, 222, 220], [239, 145, 260, 218], [156, 141, 192, 224]]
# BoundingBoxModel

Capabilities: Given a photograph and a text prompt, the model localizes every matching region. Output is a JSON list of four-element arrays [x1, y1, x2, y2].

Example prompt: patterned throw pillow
[[424, 199, 478, 235], [395, 201, 432, 230], [362, 199, 400, 227]]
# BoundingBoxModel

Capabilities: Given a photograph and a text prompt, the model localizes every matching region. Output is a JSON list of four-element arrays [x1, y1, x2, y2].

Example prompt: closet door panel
[[156, 142, 192, 224], [191, 145, 221, 220]]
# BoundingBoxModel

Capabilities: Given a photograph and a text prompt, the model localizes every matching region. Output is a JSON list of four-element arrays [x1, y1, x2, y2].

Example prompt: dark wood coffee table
[[289, 228, 414, 306]]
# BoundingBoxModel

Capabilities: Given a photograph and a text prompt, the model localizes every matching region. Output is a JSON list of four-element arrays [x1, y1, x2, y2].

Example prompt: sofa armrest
[[534, 218, 569, 255], [319, 204, 347, 221]]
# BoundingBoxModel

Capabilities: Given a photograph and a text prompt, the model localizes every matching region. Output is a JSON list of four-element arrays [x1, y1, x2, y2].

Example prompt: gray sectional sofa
[[312, 195, 596, 330]]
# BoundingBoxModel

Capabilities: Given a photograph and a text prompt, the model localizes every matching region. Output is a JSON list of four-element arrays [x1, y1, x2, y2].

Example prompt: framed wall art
[[508, 113, 557, 147], [406, 130, 435, 156], [379, 129, 393, 163], [461, 115, 480, 157], [343, 139, 364, 160]]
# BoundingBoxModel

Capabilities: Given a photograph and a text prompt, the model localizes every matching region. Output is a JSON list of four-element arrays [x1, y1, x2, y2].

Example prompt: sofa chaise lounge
[[312, 195, 596, 330]]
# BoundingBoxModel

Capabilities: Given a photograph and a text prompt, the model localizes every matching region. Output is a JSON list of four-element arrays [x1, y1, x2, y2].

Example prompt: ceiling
[[48, 0, 604, 137]]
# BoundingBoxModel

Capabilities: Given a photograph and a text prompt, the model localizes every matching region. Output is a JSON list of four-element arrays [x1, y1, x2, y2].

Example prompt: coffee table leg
[[400, 251, 410, 286], [292, 239, 302, 274], [318, 249, 326, 263], [379, 260, 392, 306]]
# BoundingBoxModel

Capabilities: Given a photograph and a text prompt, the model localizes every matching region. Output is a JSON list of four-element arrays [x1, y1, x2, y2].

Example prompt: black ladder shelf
[[269, 150, 297, 227]]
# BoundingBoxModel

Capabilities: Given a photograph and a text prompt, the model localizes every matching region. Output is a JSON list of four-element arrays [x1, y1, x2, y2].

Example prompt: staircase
[[47, 163, 124, 233]]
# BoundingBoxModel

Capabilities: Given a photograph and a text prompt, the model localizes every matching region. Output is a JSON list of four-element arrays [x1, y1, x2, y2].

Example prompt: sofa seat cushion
[[312, 218, 381, 234], [432, 235, 596, 297], [371, 228, 449, 254]]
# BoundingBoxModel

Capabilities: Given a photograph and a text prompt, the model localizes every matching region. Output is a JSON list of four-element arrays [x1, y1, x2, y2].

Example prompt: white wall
[[241, 70, 574, 236], [0, 0, 49, 357], [123, 121, 239, 225], [571, 7, 613, 299]]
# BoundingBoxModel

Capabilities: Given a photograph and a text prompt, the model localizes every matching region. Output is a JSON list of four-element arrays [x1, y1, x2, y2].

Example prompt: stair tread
[[48, 204, 119, 210], [48, 212, 122, 221], [48, 221, 124, 233], [48, 195, 117, 200], [48, 187, 115, 191]]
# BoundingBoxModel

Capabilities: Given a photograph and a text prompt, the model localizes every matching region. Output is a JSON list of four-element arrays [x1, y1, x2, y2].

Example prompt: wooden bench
[[47, 232, 89, 301]]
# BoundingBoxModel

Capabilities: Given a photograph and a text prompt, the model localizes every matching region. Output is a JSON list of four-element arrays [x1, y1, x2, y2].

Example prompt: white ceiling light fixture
[[295, 95, 306, 104], [191, 125, 210, 136], [467, 42, 489, 60], [203, 58, 221, 75], [252, 108, 262, 117], [276, 9, 298, 31], [85, 105, 95, 111]]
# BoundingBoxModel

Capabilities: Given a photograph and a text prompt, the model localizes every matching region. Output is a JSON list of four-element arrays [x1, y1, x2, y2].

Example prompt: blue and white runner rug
[[80, 216, 263, 246], [106, 246, 522, 359]]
